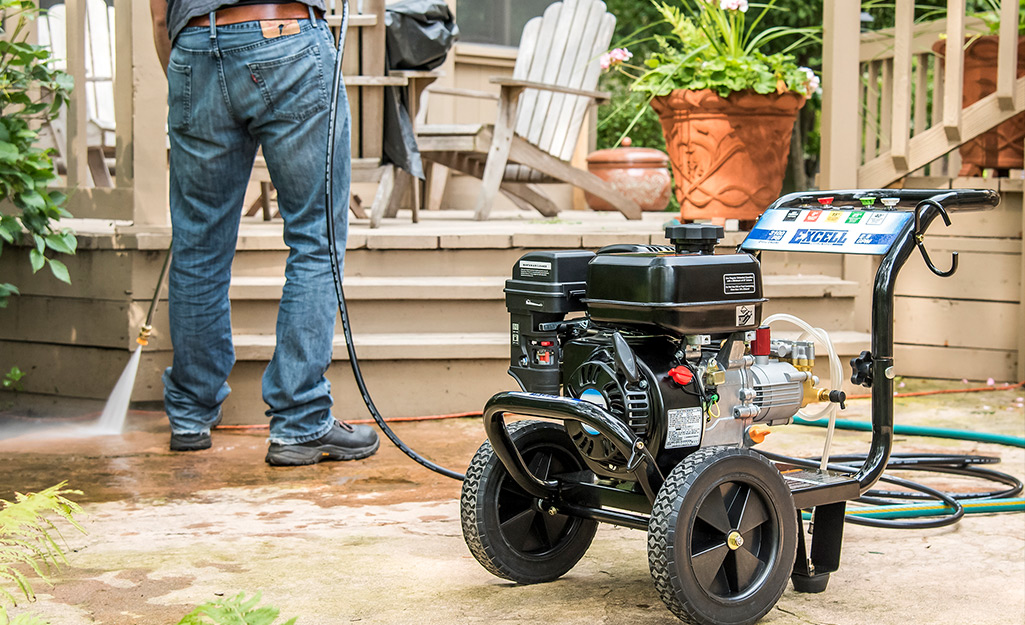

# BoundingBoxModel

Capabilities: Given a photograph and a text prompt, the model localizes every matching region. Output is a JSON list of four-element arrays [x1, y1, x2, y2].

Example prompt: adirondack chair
[[417, 0, 641, 221]]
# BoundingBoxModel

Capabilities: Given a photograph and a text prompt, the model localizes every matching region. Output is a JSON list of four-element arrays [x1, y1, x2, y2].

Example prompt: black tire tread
[[460, 420, 595, 584], [459, 421, 535, 581], [648, 446, 729, 624], [649, 447, 795, 625]]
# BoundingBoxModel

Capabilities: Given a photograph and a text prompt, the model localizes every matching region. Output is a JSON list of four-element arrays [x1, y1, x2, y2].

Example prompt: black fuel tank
[[584, 252, 766, 335]]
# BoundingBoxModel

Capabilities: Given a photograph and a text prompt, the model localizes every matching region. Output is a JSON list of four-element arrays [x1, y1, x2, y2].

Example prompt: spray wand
[[136, 249, 172, 348]]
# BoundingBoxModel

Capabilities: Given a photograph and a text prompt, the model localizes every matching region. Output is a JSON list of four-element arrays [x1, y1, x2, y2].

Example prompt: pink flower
[[986, 377, 996, 386], [600, 47, 632, 70], [800, 67, 820, 94], [720, 0, 749, 12]]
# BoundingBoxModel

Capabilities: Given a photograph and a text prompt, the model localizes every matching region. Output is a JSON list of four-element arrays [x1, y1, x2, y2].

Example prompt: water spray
[[96, 249, 171, 434]]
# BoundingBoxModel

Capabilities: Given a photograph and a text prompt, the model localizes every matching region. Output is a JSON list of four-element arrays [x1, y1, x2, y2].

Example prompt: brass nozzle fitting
[[136, 324, 153, 347]]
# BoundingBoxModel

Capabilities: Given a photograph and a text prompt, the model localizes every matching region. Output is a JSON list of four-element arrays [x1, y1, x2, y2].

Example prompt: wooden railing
[[41, 0, 446, 227], [39, 0, 168, 225], [822, 0, 1025, 189]]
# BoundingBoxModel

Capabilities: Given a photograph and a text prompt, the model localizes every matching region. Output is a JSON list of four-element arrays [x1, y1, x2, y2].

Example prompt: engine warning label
[[666, 407, 703, 449], [736, 305, 755, 327], [724, 273, 756, 294], [518, 260, 552, 278]]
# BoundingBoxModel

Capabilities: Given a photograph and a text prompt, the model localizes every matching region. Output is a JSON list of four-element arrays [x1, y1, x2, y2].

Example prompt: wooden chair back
[[511, 0, 615, 164]]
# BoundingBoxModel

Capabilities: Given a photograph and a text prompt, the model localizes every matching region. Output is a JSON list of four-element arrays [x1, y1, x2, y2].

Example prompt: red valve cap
[[668, 366, 694, 386]]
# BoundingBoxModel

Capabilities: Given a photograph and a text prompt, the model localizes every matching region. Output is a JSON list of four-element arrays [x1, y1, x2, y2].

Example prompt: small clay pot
[[585, 138, 672, 212]]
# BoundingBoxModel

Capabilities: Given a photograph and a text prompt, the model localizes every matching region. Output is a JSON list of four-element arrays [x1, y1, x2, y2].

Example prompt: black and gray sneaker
[[169, 414, 222, 452], [265, 420, 380, 466], [170, 431, 212, 451]]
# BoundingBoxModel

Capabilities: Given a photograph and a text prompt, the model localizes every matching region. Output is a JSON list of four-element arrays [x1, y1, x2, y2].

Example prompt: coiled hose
[[761, 419, 1025, 528]]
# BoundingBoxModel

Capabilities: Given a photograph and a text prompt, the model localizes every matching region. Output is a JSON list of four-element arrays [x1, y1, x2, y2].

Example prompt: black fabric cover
[[385, 0, 460, 70], [381, 0, 459, 179]]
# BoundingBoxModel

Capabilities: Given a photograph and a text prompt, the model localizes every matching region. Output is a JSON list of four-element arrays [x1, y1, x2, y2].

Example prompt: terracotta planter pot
[[585, 138, 672, 212], [651, 89, 805, 223], [933, 35, 1025, 175]]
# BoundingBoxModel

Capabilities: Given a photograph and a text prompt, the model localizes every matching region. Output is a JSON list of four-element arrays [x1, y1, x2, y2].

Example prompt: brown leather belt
[[186, 3, 321, 28]]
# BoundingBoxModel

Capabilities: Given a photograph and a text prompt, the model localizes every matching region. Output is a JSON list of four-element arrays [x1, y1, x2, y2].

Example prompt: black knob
[[850, 350, 874, 388], [665, 224, 724, 255], [828, 390, 847, 410]]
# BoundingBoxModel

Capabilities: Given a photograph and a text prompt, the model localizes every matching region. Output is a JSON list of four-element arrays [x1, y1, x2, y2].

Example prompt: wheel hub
[[726, 530, 744, 551]]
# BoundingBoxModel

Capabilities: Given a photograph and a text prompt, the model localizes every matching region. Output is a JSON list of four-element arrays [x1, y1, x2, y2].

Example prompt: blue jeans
[[163, 14, 349, 445]]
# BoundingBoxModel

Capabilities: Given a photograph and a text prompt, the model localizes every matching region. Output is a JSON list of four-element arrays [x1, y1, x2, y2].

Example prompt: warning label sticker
[[665, 407, 703, 449], [736, 304, 755, 327], [724, 273, 756, 294], [519, 260, 552, 278]]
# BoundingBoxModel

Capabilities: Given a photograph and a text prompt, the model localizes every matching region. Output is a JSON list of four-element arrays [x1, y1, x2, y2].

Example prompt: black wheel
[[648, 447, 798, 625], [460, 420, 598, 584]]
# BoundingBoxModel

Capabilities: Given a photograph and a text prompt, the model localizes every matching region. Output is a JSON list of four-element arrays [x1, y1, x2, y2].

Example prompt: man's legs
[[209, 17, 376, 461], [164, 23, 258, 446]]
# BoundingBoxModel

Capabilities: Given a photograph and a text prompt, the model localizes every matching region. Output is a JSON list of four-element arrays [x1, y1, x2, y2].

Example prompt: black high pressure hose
[[318, 7, 1021, 504], [323, 2, 464, 481]]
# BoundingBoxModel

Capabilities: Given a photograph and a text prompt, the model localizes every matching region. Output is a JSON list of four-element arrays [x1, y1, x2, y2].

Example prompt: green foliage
[[970, 0, 1025, 34], [0, 0, 76, 309], [2, 367, 23, 392], [0, 482, 84, 607], [598, 0, 667, 150], [625, 1, 819, 99], [0, 607, 50, 625], [178, 593, 298, 625]]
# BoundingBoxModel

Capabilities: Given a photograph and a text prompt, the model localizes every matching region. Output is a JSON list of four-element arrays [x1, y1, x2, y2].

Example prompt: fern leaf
[[177, 593, 298, 625], [0, 482, 84, 607]]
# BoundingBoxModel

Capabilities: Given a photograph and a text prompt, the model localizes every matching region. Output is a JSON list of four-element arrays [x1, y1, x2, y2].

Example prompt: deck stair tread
[[233, 331, 509, 361], [229, 275, 508, 299], [228, 274, 859, 300]]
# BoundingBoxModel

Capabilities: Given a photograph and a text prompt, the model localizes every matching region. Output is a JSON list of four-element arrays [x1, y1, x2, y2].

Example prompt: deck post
[[820, 0, 861, 189], [128, 0, 169, 226], [65, 0, 90, 189]]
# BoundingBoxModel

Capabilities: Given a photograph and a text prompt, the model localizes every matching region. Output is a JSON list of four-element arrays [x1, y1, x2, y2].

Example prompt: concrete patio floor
[[0, 381, 1022, 625]]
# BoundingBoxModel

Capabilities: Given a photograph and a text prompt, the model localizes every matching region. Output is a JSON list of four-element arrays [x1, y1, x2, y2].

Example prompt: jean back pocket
[[248, 44, 328, 123]]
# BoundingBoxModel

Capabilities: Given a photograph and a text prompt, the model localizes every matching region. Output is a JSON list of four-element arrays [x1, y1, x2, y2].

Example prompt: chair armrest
[[489, 78, 610, 104], [423, 86, 500, 101], [390, 70, 445, 80]]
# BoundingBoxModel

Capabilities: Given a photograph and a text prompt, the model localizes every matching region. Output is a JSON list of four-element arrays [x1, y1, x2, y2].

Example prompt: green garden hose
[[780, 416, 1025, 526], [793, 416, 1025, 449]]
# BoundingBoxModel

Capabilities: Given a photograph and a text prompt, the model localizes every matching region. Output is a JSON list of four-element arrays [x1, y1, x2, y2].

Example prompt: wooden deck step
[[225, 273, 860, 336], [219, 329, 872, 423]]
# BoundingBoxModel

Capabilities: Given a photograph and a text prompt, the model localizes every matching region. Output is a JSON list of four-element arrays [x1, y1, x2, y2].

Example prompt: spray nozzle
[[136, 325, 153, 347]]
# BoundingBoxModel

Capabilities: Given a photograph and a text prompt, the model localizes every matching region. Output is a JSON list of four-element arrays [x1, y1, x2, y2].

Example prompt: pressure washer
[[307, 7, 1024, 624], [447, 188, 1022, 625]]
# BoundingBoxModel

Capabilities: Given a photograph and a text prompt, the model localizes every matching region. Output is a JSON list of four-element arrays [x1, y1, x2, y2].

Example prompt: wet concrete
[[0, 381, 1022, 625]]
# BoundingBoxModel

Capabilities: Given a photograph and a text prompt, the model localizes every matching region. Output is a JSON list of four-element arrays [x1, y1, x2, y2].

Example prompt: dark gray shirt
[[165, 0, 326, 43]]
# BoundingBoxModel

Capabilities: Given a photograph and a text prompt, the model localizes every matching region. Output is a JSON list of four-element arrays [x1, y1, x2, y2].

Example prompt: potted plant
[[933, 0, 1025, 176], [604, 0, 818, 224]]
